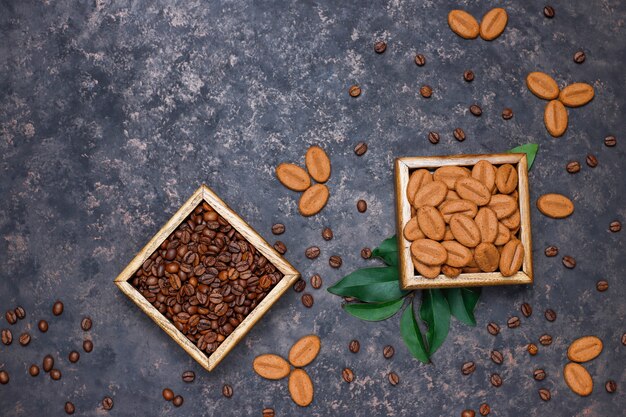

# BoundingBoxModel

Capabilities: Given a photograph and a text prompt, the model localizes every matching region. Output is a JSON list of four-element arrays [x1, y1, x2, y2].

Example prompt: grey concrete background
[[1, 0, 624, 416]]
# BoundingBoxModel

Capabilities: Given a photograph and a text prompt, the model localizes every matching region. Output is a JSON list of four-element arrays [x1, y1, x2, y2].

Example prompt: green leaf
[[419, 289, 451, 356], [400, 298, 430, 363], [327, 266, 409, 303], [343, 298, 405, 321], [507, 143, 539, 170], [444, 288, 481, 326], [371, 235, 399, 266]]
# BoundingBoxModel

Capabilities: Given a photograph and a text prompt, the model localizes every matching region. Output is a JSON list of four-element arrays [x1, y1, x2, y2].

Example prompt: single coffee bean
[[19, 332, 31, 346], [102, 396, 114, 410], [162, 388, 175, 401], [349, 339, 360, 353], [586, 154, 598, 167], [490, 373, 502, 387], [356, 199, 367, 213], [453, 128, 466, 142], [596, 280, 609, 292], [462, 410, 476, 417], [383, 345, 394, 359], [274, 241, 287, 255], [182, 370, 195, 383], [64, 402, 75, 414], [349, 85, 361, 97], [539, 334, 552, 346], [420, 85, 432, 98], [605, 380, 617, 393], [29, 364, 40, 376], [81, 317, 93, 331], [469, 104, 482, 117], [428, 131, 440, 144], [301, 293, 314, 308], [342, 368, 354, 383], [490, 350, 504, 365], [293, 279, 306, 292], [388, 371, 400, 386], [609, 221, 621, 232], [305, 246, 320, 259], [329, 255, 342, 268], [533, 369, 546, 381], [262, 408, 276, 417], [622, 333, 626, 346], [374, 41, 387, 54], [322, 227, 334, 240], [14, 306, 25, 320], [222, 384, 233, 398], [562, 256, 576, 269], [173, 395, 184, 407], [566, 161, 581, 173], [1, 329, 11, 345], [539, 388, 551, 401], [527, 343, 538, 355], [43, 355, 54, 372], [50, 369, 62, 380], [52, 301, 64, 316], [83, 339, 94, 353], [310, 274, 322, 289], [461, 361, 476, 375], [487, 322, 500, 336], [271, 223, 285, 235], [360, 247, 372, 259], [543, 5, 555, 18], [38, 320, 49, 332], [573, 51, 586, 64], [502, 108, 513, 120], [5, 310, 17, 325], [544, 309, 557, 322], [69, 351, 80, 363], [479, 403, 490, 416], [415, 54, 426, 66], [353, 141, 369, 158], [463, 70, 474, 82], [0, 370, 8, 384], [604, 135, 617, 147], [521, 303, 533, 318], [544, 246, 558, 257], [507, 316, 520, 329]]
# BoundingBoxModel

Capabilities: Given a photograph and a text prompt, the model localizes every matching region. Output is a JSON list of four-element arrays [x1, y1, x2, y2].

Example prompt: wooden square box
[[394, 154, 533, 290], [114, 185, 300, 371]]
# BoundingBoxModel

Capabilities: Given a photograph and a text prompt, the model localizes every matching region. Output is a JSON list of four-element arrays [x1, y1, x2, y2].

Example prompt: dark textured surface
[[1, 0, 625, 416]]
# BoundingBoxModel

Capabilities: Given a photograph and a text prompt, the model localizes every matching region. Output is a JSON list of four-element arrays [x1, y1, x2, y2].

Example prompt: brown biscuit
[[495, 164, 518, 194], [410, 239, 448, 266], [433, 166, 470, 190], [441, 240, 473, 267], [449, 214, 481, 248], [471, 160, 496, 192], [439, 199, 478, 223], [417, 206, 446, 241], [406, 169, 433, 203], [455, 177, 492, 206], [487, 194, 517, 219], [499, 239, 524, 277], [474, 243, 500, 272], [413, 180, 448, 208], [403, 216, 425, 241]]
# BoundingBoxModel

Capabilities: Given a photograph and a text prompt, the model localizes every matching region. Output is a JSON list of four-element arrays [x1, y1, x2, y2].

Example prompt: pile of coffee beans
[[131, 202, 284, 356]]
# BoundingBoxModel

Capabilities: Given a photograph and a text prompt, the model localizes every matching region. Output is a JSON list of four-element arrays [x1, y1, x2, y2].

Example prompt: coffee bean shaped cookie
[[456, 177, 492, 206], [449, 214, 481, 248], [417, 206, 446, 241]]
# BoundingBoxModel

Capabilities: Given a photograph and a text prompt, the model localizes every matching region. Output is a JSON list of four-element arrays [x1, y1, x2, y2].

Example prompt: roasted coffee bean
[[507, 316, 520, 329], [622, 333, 626, 346], [605, 380, 617, 393], [596, 280, 609, 292], [490, 350, 503, 365], [543, 6, 555, 18], [573, 51, 586, 64], [50, 369, 62, 380], [81, 317, 93, 331], [1, 329, 12, 345], [469, 104, 482, 117], [173, 395, 184, 407], [271, 223, 285, 235], [586, 154, 598, 167], [461, 410, 475, 417], [604, 135, 617, 147], [420, 85, 433, 98], [102, 396, 114, 410], [29, 364, 40, 376], [374, 41, 387, 54], [539, 388, 551, 401], [342, 368, 354, 383], [415, 54, 426, 66], [360, 247, 372, 259], [349, 339, 360, 353], [52, 301, 64, 316], [388, 372, 400, 386], [527, 343, 538, 355], [222, 384, 233, 398], [463, 70, 474, 82], [329, 255, 342, 268], [479, 403, 490, 416], [533, 369, 546, 381], [521, 303, 532, 318], [69, 351, 80, 363], [38, 320, 49, 332], [562, 256, 576, 269], [544, 309, 557, 322], [354, 142, 368, 156], [83, 339, 94, 353], [305, 246, 320, 259], [357, 199, 367, 213], [502, 108, 513, 120], [182, 371, 195, 383], [301, 294, 314, 308], [310, 274, 322, 289], [487, 322, 500, 336], [322, 227, 334, 240], [14, 306, 25, 320], [0, 370, 8, 384], [162, 388, 175, 401], [19, 332, 31, 346], [43, 355, 54, 372], [5, 310, 17, 325], [274, 241, 287, 255], [566, 161, 581, 173], [383, 345, 395, 359], [461, 361, 476, 375], [454, 128, 466, 142], [64, 402, 75, 414], [609, 221, 621, 232], [349, 85, 361, 98], [293, 279, 306, 292], [544, 246, 558, 257], [539, 334, 552, 346], [262, 408, 276, 417], [428, 131, 440, 144], [490, 373, 502, 387]]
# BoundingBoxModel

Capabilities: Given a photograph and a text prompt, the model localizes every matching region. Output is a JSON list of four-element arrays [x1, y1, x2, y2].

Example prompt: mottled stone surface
[[1, 0, 625, 416]]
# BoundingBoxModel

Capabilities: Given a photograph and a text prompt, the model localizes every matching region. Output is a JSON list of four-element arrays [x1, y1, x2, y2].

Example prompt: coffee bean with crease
[[262, 408, 275, 417], [222, 384, 233, 398], [322, 227, 334, 240], [454, 128, 466, 142], [609, 221, 621, 232], [462, 361, 476, 375], [605, 380, 617, 393], [573, 51, 586, 64], [361, 248, 372, 259], [64, 402, 75, 414], [521, 303, 532, 318], [182, 371, 195, 383], [102, 397, 114, 410], [329, 255, 343, 268], [479, 403, 490, 416], [539, 334, 552, 346], [527, 343, 538, 355], [544, 246, 558, 257], [354, 142, 367, 156], [470, 104, 482, 117], [544, 309, 557, 322], [19, 332, 30, 346], [305, 246, 320, 259], [271, 224, 285, 235], [596, 280, 608, 292], [273, 241, 287, 255], [349, 85, 361, 97], [533, 369, 546, 381], [14, 306, 25, 320], [1, 329, 12, 345], [383, 345, 394, 359], [428, 131, 440, 144], [566, 161, 580, 173], [415, 54, 426, 66], [310, 274, 322, 289], [487, 322, 500, 336], [81, 317, 92, 331], [342, 368, 354, 383], [463, 70, 474, 82], [543, 6, 555, 18], [301, 294, 314, 308], [507, 316, 520, 328], [586, 154, 598, 167], [490, 373, 503, 387], [420, 85, 433, 98], [349, 339, 360, 353], [5, 310, 17, 325], [490, 350, 503, 365], [539, 388, 551, 401], [374, 41, 387, 54], [604, 135, 616, 147], [293, 279, 306, 292], [562, 256, 576, 269], [502, 108, 513, 120], [388, 372, 400, 386]]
